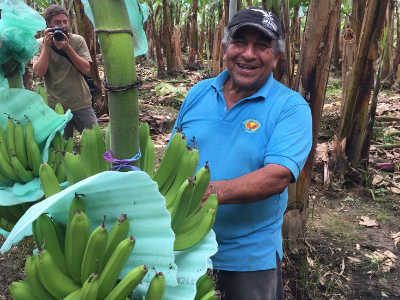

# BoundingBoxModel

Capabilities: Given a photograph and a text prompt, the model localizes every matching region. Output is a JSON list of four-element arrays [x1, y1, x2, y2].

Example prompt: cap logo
[[251, 8, 278, 33]]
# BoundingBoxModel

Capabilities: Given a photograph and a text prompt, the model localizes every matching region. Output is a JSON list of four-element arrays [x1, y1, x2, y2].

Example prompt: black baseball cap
[[228, 7, 282, 40]]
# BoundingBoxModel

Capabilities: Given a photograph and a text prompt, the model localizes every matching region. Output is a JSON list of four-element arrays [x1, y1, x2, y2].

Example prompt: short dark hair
[[44, 4, 68, 25]]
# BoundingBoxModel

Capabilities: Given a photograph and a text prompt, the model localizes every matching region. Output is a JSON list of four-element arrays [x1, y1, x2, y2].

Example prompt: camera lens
[[53, 30, 64, 41]]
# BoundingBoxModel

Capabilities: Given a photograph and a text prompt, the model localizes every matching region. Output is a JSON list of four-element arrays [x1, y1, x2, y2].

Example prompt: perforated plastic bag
[[0, 0, 46, 88], [81, 0, 149, 57]]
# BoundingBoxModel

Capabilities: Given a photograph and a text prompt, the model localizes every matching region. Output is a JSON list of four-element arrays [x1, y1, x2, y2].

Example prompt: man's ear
[[273, 52, 282, 68]]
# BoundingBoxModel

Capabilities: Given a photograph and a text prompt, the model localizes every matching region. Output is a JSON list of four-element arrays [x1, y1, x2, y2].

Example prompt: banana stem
[[3, 58, 23, 88], [87, 0, 139, 168]]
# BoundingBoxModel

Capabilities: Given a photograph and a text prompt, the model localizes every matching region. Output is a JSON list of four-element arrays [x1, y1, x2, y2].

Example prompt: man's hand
[[53, 33, 70, 51], [42, 28, 55, 48]]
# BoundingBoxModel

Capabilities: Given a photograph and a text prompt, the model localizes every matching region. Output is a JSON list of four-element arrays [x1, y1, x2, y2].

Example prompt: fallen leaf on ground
[[390, 232, 400, 248], [359, 216, 378, 227]]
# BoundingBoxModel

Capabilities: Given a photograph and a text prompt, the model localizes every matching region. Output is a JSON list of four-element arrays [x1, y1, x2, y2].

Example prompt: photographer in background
[[33, 4, 98, 139]]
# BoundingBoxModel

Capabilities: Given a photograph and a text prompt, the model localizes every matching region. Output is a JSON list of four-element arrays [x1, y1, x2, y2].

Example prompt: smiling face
[[224, 26, 281, 95], [48, 13, 69, 32]]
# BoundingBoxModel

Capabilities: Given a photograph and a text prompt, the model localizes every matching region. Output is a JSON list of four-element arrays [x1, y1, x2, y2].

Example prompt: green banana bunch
[[9, 280, 41, 300], [97, 236, 136, 299], [152, 131, 187, 192], [104, 264, 148, 300], [174, 207, 217, 251], [194, 269, 216, 300], [65, 210, 91, 284], [0, 204, 29, 232], [0, 216, 15, 232], [145, 272, 166, 300]]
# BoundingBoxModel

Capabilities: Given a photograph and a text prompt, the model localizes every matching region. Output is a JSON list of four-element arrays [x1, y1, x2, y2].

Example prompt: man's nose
[[242, 43, 256, 59]]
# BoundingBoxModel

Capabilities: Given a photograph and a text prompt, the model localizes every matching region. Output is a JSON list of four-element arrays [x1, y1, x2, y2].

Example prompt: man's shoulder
[[68, 33, 85, 42]]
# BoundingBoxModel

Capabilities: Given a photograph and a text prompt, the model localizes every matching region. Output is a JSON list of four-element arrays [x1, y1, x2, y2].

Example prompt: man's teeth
[[238, 63, 257, 69]]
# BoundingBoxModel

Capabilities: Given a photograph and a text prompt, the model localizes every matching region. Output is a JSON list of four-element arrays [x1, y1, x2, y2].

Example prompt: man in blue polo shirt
[[171, 7, 312, 300]]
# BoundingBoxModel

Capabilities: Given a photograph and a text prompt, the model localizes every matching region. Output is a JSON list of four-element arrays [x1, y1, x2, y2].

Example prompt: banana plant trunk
[[3, 59, 23, 88], [285, 0, 341, 252], [87, 0, 139, 167]]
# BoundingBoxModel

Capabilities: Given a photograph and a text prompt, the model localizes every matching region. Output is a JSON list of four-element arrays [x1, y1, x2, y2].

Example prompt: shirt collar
[[211, 70, 275, 101]]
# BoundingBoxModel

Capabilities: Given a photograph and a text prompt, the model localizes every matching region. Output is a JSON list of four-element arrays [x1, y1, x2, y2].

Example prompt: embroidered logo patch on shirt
[[241, 119, 261, 133]]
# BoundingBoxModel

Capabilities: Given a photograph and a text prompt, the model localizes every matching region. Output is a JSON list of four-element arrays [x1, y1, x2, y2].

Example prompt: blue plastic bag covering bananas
[[0, 89, 72, 205], [1, 170, 218, 300], [81, 0, 149, 57], [0, 0, 46, 89]]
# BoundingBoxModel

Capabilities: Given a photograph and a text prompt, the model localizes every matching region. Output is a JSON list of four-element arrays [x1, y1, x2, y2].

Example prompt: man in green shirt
[[33, 4, 98, 139]]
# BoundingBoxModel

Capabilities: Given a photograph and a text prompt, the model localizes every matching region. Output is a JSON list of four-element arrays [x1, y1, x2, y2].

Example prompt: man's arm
[[203, 163, 293, 205], [32, 29, 53, 78]]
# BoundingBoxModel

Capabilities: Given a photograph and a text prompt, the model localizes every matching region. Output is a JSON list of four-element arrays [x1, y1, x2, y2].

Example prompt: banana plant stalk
[[3, 58, 23, 88], [87, 0, 139, 168]]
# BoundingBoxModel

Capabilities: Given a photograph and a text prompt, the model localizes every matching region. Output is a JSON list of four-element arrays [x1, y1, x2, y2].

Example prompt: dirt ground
[[1, 61, 400, 299]]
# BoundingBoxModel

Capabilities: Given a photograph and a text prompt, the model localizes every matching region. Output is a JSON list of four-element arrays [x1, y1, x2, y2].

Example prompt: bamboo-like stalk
[[87, 0, 139, 168], [3, 59, 23, 88]]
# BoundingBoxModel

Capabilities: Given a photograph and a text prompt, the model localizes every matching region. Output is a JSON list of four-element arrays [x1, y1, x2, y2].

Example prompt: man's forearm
[[33, 47, 51, 78], [204, 164, 293, 205]]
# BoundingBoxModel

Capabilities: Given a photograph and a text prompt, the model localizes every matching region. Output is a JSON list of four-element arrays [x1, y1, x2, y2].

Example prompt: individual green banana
[[81, 272, 99, 300], [97, 236, 136, 300], [91, 124, 108, 173], [35, 213, 67, 273], [56, 162, 67, 183], [52, 216, 67, 254], [0, 166, 12, 182], [55, 102, 65, 115], [2, 204, 24, 223], [198, 290, 219, 300], [48, 145, 57, 173], [145, 272, 166, 300], [139, 122, 150, 172], [54, 131, 65, 171], [63, 288, 82, 300], [170, 178, 195, 231], [81, 218, 108, 283], [25, 255, 57, 300], [165, 145, 199, 209], [0, 147, 20, 181], [194, 269, 216, 300], [65, 193, 86, 261], [39, 163, 62, 198], [174, 208, 216, 251], [37, 85, 48, 105], [0, 216, 15, 232], [104, 264, 148, 300], [62, 151, 88, 186], [5, 117, 16, 155], [64, 137, 74, 153], [175, 193, 219, 235], [186, 162, 211, 218], [14, 122, 28, 169], [0, 123, 11, 164], [28, 138, 42, 177], [35, 249, 81, 299], [65, 210, 91, 284], [152, 131, 186, 190], [9, 280, 41, 300], [25, 120, 34, 170], [11, 154, 33, 183], [103, 213, 130, 266], [80, 129, 97, 176], [144, 135, 155, 178]]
